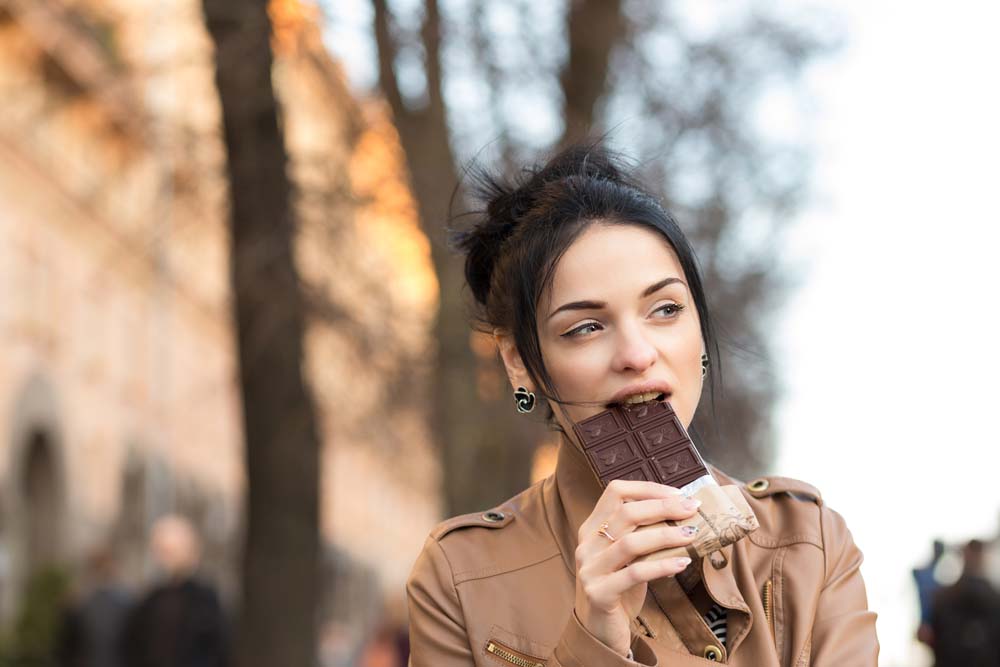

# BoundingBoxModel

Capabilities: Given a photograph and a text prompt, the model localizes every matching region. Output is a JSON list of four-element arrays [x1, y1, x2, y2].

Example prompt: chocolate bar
[[571, 400, 710, 489]]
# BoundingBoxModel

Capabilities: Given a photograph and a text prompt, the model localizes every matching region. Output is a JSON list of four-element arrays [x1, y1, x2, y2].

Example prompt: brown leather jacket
[[406, 438, 879, 666]]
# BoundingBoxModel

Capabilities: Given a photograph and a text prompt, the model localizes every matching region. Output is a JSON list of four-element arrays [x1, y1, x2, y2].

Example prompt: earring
[[701, 353, 710, 379], [513, 386, 536, 414]]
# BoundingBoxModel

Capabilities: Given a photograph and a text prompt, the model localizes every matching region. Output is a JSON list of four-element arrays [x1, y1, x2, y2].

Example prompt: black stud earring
[[701, 353, 710, 379], [513, 386, 536, 414]]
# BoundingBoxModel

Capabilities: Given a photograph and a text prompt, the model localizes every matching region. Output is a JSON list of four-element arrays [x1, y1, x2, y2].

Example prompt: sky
[[772, 1, 1000, 665], [321, 2, 1000, 664]]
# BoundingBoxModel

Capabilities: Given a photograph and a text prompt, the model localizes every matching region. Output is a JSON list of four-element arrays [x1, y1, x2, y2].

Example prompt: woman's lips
[[607, 381, 672, 408]]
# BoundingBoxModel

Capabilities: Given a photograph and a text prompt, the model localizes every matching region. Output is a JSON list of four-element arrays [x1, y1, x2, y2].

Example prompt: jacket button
[[482, 511, 505, 522], [747, 478, 770, 492], [703, 644, 723, 661]]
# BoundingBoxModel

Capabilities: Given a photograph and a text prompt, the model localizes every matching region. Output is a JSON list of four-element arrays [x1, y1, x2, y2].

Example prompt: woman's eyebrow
[[547, 277, 687, 321], [546, 299, 606, 321], [642, 276, 686, 297]]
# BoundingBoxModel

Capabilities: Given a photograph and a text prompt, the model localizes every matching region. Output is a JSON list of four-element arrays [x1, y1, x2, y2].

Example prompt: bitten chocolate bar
[[571, 400, 710, 489]]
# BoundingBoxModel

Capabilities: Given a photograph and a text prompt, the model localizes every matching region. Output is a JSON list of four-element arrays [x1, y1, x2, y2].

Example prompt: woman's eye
[[653, 303, 685, 318], [561, 321, 602, 338]]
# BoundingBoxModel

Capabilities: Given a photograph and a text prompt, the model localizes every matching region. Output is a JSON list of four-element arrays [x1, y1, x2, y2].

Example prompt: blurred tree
[[3, 568, 71, 665], [201, 0, 321, 665], [557, 0, 626, 148], [367, 0, 832, 511], [372, 0, 544, 518]]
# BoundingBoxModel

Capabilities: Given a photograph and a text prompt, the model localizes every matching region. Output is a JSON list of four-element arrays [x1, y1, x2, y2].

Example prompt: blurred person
[[121, 515, 227, 667], [929, 539, 1000, 667], [57, 548, 133, 667], [394, 628, 409, 667], [405, 142, 878, 666], [382, 594, 409, 667], [318, 620, 356, 667], [987, 512, 1000, 588], [358, 623, 404, 667], [913, 539, 945, 646]]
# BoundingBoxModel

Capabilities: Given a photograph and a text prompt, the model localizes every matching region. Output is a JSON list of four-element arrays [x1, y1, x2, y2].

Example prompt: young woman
[[406, 144, 878, 666]]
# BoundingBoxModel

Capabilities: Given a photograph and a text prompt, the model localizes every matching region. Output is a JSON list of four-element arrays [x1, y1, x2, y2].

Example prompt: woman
[[406, 143, 878, 666]]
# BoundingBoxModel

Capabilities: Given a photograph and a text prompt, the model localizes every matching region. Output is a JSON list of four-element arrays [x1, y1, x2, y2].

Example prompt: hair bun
[[451, 142, 635, 306], [450, 171, 524, 306]]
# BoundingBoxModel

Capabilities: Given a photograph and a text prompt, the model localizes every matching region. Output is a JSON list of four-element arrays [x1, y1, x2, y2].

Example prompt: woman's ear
[[493, 329, 533, 392]]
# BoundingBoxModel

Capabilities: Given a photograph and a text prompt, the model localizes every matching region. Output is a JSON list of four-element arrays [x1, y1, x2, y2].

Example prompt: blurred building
[[0, 0, 440, 644]]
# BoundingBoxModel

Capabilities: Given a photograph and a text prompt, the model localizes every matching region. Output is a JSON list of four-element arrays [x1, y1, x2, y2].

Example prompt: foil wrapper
[[635, 482, 759, 565]]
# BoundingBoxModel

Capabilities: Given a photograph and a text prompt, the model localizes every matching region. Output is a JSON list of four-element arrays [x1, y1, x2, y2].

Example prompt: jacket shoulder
[[743, 474, 823, 506], [430, 507, 515, 540], [712, 467, 825, 549], [425, 479, 563, 584]]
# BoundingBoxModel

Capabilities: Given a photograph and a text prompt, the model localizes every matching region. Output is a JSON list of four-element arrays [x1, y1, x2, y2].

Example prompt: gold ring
[[597, 521, 616, 542]]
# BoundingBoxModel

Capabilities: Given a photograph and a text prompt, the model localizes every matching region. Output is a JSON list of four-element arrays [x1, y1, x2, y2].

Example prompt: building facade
[[0, 0, 441, 648]]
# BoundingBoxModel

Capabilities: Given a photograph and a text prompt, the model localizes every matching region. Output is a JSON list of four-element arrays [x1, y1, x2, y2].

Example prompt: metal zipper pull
[[485, 639, 546, 667], [762, 579, 775, 641]]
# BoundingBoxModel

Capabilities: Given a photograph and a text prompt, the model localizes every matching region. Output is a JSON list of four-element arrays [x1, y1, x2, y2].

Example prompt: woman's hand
[[573, 480, 701, 656]]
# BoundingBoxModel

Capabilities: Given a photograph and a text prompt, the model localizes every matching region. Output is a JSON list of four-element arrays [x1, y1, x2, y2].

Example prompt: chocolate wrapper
[[633, 482, 759, 564]]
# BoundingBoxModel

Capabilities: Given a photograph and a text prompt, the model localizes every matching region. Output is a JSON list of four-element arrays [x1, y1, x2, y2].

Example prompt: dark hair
[[451, 141, 721, 425]]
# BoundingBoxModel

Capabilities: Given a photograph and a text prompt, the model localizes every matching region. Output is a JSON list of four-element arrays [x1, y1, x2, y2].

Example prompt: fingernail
[[674, 557, 692, 568], [682, 498, 702, 510], [681, 525, 698, 537]]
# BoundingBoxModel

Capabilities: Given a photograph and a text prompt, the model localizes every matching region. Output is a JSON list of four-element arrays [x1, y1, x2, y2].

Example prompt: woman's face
[[528, 222, 705, 432]]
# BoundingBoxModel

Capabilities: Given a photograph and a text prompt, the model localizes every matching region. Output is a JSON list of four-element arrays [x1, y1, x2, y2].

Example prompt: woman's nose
[[612, 324, 657, 373]]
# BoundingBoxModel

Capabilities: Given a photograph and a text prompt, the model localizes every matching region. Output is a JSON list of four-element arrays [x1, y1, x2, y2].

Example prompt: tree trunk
[[371, 0, 630, 516], [558, 0, 625, 147], [201, 1, 321, 665], [373, 0, 541, 516]]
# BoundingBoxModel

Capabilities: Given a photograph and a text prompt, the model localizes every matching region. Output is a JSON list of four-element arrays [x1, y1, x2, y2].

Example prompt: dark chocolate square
[[651, 445, 700, 481], [599, 460, 656, 484], [575, 410, 626, 446], [620, 399, 674, 428], [590, 435, 642, 477], [635, 415, 688, 456]]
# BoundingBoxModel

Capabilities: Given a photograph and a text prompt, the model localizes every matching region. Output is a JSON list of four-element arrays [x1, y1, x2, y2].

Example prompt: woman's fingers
[[583, 556, 693, 611], [605, 494, 702, 537], [573, 480, 703, 617], [576, 492, 701, 564], [580, 523, 698, 576], [581, 480, 683, 538], [572, 480, 702, 644]]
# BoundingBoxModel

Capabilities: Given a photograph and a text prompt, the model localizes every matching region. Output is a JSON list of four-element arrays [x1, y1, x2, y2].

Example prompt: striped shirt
[[705, 603, 728, 646]]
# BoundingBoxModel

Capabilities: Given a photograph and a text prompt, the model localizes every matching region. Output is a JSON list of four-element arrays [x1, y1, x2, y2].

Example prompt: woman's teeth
[[622, 391, 665, 405]]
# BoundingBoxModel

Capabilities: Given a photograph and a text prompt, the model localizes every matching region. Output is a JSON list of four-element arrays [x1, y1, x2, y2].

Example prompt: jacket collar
[[545, 434, 755, 653], [546, 432, 602, 575]]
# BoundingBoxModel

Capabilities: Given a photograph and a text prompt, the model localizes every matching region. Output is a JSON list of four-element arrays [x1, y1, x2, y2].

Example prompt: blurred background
[[0, 0, 997, 665]]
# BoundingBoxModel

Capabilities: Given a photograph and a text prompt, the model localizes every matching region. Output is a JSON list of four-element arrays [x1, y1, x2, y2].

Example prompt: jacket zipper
[[762, 579, 775, 640], [485, 640, 545, 667]]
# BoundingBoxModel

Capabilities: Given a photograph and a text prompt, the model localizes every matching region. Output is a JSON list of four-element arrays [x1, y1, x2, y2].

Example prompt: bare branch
[[372, 0, 406, 118]]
